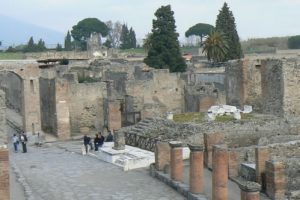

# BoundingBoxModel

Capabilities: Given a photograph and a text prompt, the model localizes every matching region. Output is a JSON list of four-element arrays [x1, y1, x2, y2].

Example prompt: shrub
[[288, 35, 300, 49]]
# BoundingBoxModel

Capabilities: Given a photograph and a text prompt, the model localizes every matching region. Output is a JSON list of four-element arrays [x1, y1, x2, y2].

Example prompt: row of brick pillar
[[157, 141, 261, 200]]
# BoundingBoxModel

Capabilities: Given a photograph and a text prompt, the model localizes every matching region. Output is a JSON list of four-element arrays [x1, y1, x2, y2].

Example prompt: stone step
[[132, 127, 144, 132], [136, 123, 149, 129]]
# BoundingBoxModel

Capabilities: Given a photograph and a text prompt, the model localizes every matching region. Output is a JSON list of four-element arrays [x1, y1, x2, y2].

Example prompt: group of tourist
[[83, 129, 114, 154], [12, 131, 28, 153]]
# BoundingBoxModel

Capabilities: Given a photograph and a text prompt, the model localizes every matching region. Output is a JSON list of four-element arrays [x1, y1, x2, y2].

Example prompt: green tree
[[56, 43, 63, 51], [144, 5, 186, 72], [64, 31, 72, 51], [120, 24, 130, 49], [185, 23, 214, 46], [71, 18, 109, 50], [288, 35, 300, 49], [202, 31, 229, 64], [106, 21, 122, 48], [37, 39, 46, 51], [142, 33, 152, 52], [24, 37, 36, 52], [129, 27, 137, 48], [215, 2, 243, 60], [103, 39, 112, 48]]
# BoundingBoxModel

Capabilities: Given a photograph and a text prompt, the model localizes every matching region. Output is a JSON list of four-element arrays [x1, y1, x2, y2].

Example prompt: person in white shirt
[[12, 134, 19, 152]]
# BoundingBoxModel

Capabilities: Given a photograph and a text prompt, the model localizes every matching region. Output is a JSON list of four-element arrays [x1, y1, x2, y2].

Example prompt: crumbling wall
[[126, 69, 184, 118], [225, 59, 263, 111], [0, 71, 23, 114], [261, 59, 284, 116], [282, 59, 300, 117], [39, 78, 57, 134], [181, 73, 225, 112], [69, 82, 107, 135], [0, 90, 6, 146], [285, 158, 300, 192]]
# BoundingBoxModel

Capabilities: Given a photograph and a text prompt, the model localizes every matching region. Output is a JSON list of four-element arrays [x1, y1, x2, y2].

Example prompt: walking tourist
[[83, 134, 91, 154], [12, 134, 19, 152], [94, 134, 101, 151], [20, 132, 28, 153]]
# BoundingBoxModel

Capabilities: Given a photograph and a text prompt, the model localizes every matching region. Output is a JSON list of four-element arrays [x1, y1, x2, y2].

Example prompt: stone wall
[[69, 82, 107, 135], [39, 78, 57, 134], [181, 73, 225, 112], [0, 72, 23, 114], [285, 158, 300, 192], [126, 70, 184, 118]]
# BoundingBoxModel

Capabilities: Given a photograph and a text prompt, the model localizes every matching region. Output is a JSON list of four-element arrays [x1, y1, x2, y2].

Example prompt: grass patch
[[0, 52, 24, 60], [119, 48, 146, 54], [173, 112, 205, 123], [78, 76, 101, 83], [215, 113, 255, 122]]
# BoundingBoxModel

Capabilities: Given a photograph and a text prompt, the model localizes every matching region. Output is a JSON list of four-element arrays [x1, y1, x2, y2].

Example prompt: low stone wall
[[285, 158, 300, 192]]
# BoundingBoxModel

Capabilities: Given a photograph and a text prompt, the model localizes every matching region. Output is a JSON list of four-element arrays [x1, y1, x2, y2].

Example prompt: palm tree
[[202, 30, 229, 64]]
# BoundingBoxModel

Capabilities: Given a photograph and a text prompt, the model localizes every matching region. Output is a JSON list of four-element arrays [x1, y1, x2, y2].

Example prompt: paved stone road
[[11, 143, 186, 200]]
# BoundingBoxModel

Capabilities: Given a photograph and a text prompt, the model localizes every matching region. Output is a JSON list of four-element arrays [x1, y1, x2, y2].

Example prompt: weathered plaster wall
[[0, 90, 6, 147], [69, 82, 107, 135]]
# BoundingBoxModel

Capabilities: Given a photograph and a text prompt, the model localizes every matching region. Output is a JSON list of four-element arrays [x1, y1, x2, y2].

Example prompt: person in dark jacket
[[94, 134, 101, 151], [105, 129, 114, 142], [83, 135, 91, 154], [20, 132, 28, 153], [99, 132, 105, 147]]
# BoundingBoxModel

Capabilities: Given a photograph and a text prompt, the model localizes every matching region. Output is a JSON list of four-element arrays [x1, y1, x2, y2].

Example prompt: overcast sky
[[1, 0, 300, 41]]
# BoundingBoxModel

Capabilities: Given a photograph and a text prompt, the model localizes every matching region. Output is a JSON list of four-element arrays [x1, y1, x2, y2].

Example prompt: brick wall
[[0, 149, 9, 200], [266, 160, 286, 199]]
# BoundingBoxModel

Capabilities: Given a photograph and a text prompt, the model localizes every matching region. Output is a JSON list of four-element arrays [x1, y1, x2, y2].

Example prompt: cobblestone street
[[10, 143, 185, 200]]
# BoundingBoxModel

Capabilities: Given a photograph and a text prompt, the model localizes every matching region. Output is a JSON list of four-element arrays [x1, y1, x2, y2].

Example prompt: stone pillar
[[212, 145, 228, 200], [188, 144, 204, 194], [169, 141, 183, 182], [204, 132, 224, 169], [0, 149, 9, 200], [266, 160, 286, 200], [229, 149, 240, 178], [155, 141, 170, 171], [255, 147, 269, 190], [108, 100, 122, 131], [113, 131, 125, 150], [238, 181, 261, 200]]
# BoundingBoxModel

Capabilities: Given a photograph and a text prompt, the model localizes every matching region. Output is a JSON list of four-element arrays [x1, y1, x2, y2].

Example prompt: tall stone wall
[[285, 158, 300, 193], [126, 69, 184, 118], [225, 59, 263, 111], [69, 82, 107, 135], [39, 78, 57, 135], [0, 72, 23, 114], [261, 59, 284, 116], [0, 90, 9, 200], [282, 59, 300, 117]]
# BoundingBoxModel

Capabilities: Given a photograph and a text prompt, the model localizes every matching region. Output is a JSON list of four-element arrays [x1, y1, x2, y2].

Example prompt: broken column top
[[238, 181, 261, 192], [188, 144, 204, 151], [169, 141, 182, 148]]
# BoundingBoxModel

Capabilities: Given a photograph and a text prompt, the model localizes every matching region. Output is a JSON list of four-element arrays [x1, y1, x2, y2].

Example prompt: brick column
[[113, 131, 125, 150], [238, 181, 261, 200], [169, 141, 183, 182], [155, 141, 170, 171], [255, 147, 269, 191], [266, 160, 286, 200], [188, 144, 204, 194], [204, 132, 224, 169], [229, 149, 240, 178], [0, 149, 9, 200], [212, 145, 228, 200]]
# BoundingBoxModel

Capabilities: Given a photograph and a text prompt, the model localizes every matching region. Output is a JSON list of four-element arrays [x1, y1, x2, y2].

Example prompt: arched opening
[[0, 71, 24, 130]]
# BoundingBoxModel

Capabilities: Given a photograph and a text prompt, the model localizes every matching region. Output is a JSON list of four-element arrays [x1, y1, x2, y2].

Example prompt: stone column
[[155, 141, 170, 171], [113, 131, 125, 150], [204, 132, 224, 169], [169, 141, 183, 182], [212, 145, 228, 200], [255, 147, 269, 191], [188, 144, 204, 194], [266, 160, 286, 200], [238, 181, 261, 200]]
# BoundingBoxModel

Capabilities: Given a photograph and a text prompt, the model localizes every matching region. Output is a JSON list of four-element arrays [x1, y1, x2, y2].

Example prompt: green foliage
[[6, 46, 18, 53], [23, 37, 47, 52], [215, 114, 235, 122], [78, 76, 101, 83], [103, 40, 112, 48], [288, 35, 300, 49], [143, 33, 152, 52], [185, 23, 214, 45], [56, 43, 63, 51], [0, 52, 24, 60], [173, 112, 205, 123], [120, 24, 136, 49], [64, 31, 72, 51], [215, 2, 243, 60], [144, 5, 186, 72], [59, 58, 69, 65], [202, 31, 229, 63], [71, 18, 109, 50]]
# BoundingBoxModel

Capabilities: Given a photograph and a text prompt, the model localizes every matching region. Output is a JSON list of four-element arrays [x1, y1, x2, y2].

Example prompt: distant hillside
[[241, 36, 290, 54], [0, 15, 64, 49]]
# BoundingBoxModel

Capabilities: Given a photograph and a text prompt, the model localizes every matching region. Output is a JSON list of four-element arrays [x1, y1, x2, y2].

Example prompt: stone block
[[155, 141, 170, 171], [266, 160, 286, 200], [0, 149, 9, 200]]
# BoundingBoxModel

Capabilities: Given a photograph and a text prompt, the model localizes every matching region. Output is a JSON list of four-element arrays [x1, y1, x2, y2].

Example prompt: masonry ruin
[[0, 50, 300, 199]]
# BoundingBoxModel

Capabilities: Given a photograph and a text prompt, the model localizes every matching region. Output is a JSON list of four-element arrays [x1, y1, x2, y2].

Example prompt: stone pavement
[[10, 142, 186, 200]]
